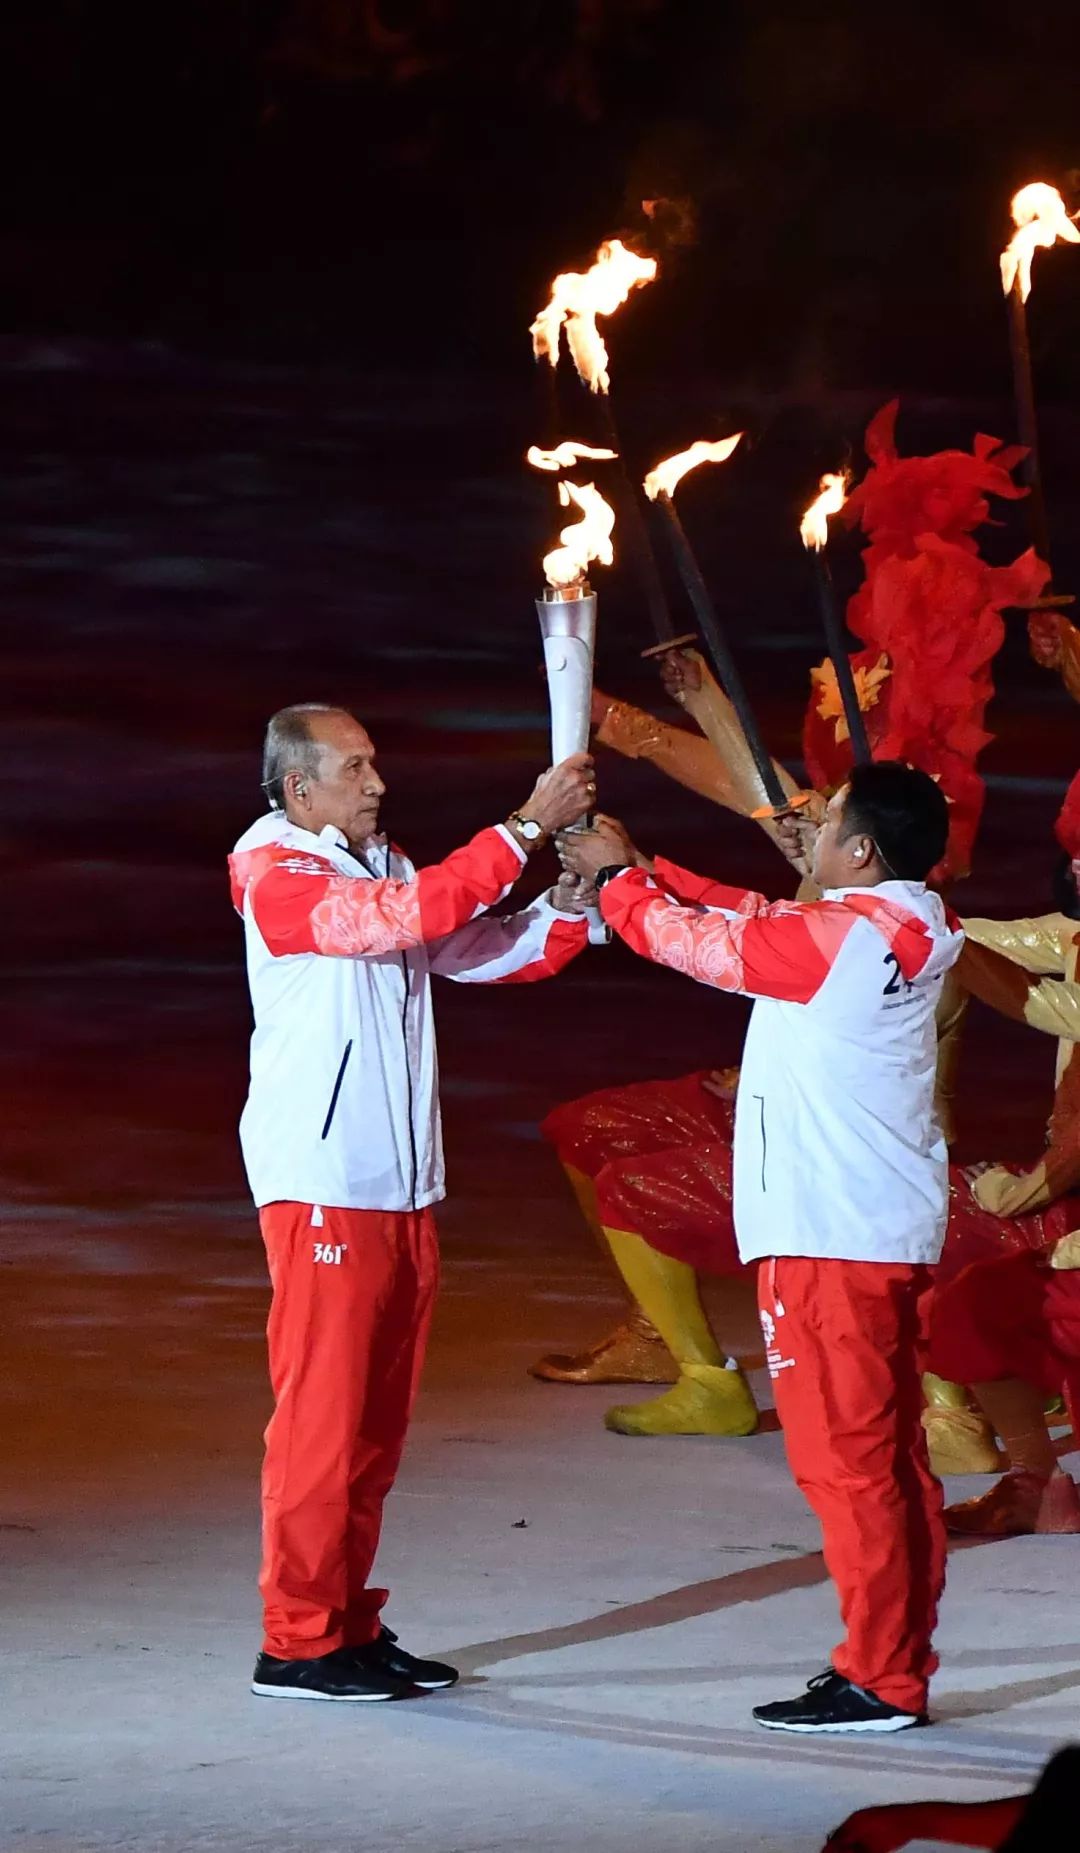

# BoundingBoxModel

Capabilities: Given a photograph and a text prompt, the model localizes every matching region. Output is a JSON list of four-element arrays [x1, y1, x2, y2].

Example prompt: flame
[[800, 470, 851, 551], [1001, 182, 1080, 302], [530, 238, 657, 394], [526, 441, 618, 473], [811, 653, 891, 742], [542, 480, 615, 589], [642, 434, 743, 502]]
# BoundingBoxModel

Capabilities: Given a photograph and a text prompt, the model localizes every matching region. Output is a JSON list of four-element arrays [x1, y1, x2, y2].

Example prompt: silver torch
[[535, 476, 614, 823], [535, 579, 597, 826], [535, 478, 615, 941]]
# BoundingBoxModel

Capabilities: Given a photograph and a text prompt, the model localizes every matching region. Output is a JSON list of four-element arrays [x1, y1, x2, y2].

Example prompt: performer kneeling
[[561, 763, 962, 1735], [230, 704, 596, 1703]]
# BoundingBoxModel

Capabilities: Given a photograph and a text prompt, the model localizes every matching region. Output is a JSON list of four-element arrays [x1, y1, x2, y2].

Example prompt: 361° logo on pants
[[313, 1242, 348, 1266]]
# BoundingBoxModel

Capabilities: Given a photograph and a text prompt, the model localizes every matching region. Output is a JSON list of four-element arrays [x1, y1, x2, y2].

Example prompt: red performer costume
[[230, 705, 595, 1702], [543, 1070, 741, 1277], [920, 780, 1080, 1534]]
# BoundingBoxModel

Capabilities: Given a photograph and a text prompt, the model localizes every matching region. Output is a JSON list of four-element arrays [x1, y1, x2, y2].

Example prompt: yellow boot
[[529, 1166, 676, 1384], [600, 1226, 759, 1438], [922, 1373, 1004, 1476], [606, 1360, 759, 1437]]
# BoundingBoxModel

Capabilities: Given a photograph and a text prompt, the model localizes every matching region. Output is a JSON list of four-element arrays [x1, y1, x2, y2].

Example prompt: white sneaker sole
[[754, 1714, 923, 1734], [251, 1682, 402, 1702]]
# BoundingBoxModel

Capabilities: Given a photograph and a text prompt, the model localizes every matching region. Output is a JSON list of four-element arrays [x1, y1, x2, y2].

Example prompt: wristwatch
[[508, 811, 544, 843], [594, 862, 631, 889]]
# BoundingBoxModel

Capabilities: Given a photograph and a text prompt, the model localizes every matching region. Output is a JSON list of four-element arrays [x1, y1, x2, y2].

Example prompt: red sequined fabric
[[938, 1164, 1080, 1287], [542, 1071, 743, 1273]]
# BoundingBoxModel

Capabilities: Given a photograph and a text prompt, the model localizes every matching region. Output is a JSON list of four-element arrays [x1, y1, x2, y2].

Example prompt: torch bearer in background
[[800, 472, 872, 767], [1000, 182, 1080, 580], [536, 480, 615, 826]]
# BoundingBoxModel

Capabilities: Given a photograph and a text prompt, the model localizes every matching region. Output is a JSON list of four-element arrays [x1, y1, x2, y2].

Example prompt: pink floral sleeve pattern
[[601, 868, 856, 1004], [247, 827, 523, 960], [309, 877, 423, 956]]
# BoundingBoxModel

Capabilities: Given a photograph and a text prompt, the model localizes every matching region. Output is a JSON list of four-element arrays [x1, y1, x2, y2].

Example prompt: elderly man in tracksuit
[[229, 702, 597, 1704], [561, 760, 963, 1734]]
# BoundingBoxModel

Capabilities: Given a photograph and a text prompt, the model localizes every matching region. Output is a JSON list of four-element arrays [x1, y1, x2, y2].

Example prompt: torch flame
[[530, 238, 658, 394], [526, 441, 618, 473], [800, 471, 851, 551], [642, 434, 743, 502], [542, 480, 616, 590], [1000, 182, 1080, 303]]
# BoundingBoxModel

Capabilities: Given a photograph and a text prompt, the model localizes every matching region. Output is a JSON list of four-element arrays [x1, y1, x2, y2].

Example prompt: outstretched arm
[[594, 691, 753, 809], [958, 926, 1080, 1040], [429, 880, 592, 984], [246, 756, 596, 960], [593, 650, 799, 858], [248, 825, 528, 959], [670, 650, 799, 823], [1030, 609, 1080, 705], [597, 865, 856, 1004], [969, 1053, 1080, 1217], [963, 912, 1072, 976]]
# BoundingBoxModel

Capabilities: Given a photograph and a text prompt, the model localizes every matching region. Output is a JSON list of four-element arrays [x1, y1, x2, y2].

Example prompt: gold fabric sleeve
[[962, 913, 1072, 975], [595, 694, 754, 810], [970, 1048, 1080, 1216]]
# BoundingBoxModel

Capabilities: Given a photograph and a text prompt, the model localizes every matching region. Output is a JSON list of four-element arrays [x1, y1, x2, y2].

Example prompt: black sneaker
[[251, 1648, 411, 1703], [753, 1670, 928, 1735], [347, 1624, 459, 1691]]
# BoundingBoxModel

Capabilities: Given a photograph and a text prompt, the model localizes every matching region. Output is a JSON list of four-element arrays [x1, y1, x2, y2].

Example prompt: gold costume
[[955, 915, 1080, 1221]]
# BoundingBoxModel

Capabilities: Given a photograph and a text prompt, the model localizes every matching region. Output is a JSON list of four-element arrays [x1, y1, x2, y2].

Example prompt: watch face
[[521, 818, 542, 840]]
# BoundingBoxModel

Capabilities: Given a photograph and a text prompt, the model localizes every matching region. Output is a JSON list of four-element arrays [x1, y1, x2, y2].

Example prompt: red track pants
[[258, 1202, 439, 1660], [759, 1257, 946, 1715]]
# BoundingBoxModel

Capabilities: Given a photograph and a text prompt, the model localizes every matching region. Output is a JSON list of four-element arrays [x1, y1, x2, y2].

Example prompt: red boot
[[946, 1469, 1080, 1537]]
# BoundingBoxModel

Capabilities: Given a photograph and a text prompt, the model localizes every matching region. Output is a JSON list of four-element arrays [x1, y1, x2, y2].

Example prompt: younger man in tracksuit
[[560, 762, 962, 1733]]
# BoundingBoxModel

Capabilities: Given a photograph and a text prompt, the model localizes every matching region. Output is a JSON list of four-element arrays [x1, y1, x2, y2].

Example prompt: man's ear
[[283, 770, 309, 807]]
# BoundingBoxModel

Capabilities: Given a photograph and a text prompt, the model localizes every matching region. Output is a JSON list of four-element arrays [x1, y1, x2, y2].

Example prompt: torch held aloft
[[537, 583, 597, 826]]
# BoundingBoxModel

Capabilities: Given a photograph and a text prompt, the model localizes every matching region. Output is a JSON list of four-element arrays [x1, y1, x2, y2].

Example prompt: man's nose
[[367, 772, 386, 798]]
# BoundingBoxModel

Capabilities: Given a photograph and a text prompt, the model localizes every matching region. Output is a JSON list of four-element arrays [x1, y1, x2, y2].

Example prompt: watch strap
[[508, 811, 544, 842], [594, 862, 632, 890]]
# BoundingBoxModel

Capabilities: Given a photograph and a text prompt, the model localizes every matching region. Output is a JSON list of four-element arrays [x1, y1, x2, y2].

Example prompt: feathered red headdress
[[803, 401, 1049, 880]]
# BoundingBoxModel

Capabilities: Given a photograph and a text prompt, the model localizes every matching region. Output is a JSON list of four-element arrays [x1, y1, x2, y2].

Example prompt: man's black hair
[[839, 760, 950, 882]]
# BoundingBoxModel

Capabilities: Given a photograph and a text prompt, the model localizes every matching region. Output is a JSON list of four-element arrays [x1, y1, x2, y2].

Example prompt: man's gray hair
[[261, 703, 342, 810]]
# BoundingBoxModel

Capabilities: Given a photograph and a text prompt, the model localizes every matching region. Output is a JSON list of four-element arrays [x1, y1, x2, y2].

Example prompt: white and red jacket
[[229, 813, 589, 1212], [601, 858, 965, 1265]]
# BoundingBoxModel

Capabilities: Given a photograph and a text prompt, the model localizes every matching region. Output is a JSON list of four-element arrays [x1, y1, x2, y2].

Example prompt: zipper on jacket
[[321, 1041, 353, 1141], [752, 1093, 767, 1193], [351, 840, 418, 1210], [400, 952, 418, 1210]]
